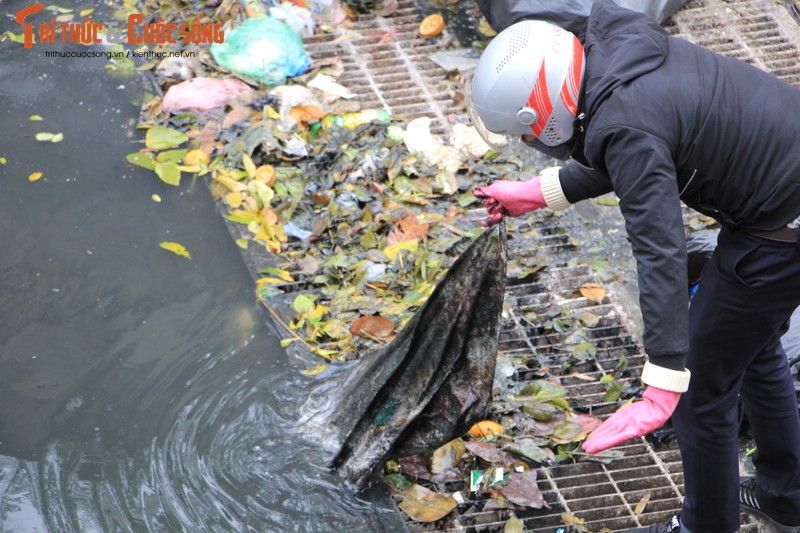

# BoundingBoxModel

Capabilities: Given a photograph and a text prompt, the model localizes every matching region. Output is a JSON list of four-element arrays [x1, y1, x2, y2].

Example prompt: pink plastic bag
[[161, 77, 253, 113]]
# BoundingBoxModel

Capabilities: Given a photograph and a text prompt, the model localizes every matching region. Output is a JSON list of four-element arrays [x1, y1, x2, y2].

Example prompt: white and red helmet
[[467, 20, 585, 157]]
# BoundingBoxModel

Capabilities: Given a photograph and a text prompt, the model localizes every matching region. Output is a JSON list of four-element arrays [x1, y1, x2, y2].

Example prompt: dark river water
[[0, 2, 402, 531]]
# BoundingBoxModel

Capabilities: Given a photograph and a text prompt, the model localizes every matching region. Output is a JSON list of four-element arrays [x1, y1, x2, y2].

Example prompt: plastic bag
[[210, 17, 311, 86], [477, 0, 690, 34], [269, 2, 316, 38]]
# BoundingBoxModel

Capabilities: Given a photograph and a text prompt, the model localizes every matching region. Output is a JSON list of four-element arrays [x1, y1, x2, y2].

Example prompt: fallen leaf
[[152, 194, 161, 202], [503, 438, 555, 464], [464, 440, 516, 467], [35, 132, 62, 142], [146, 125, 189, 150], [28, 172, 43, 182], [504, 516, 525, 533], [634, 492, 651, 515], [350, 315, 395, 338], [579, 282, 606, 303], [183, 149, 210, 166], [430, 438, 466, 474], [398, 484, 457, 522], [495, 470, 544, 508], [29, 115, 43, 121], [387, 215, 429, 246], [159, 241, 191, 259]]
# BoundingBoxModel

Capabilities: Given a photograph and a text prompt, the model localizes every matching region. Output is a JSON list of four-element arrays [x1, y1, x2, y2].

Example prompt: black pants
[[674, 227, 800, 532]]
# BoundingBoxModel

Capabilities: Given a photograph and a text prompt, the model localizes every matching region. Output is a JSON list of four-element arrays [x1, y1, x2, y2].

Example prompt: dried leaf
[[383, 239, 419, 261], [579, 282, 606, 303], [350, 315, 395, 339], [496, 470, 544, 508], [571, 413, 603, 437], [550, 421, 583, 444], [397, 484, 457, 522], [464, 440, 516, 467], [579, 312, 600, 327], [634, 492, 651, 515], [430, 438, 466, 474], [159, 241, 191, 259], [387, 215, 429, 246], [503, 438, 555, 464]]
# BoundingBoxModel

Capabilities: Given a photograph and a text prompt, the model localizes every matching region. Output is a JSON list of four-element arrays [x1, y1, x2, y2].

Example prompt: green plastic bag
[[210, 17, 311, 86]]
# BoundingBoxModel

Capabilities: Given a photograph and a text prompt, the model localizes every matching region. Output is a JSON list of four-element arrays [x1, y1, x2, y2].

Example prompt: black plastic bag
[[477, 0, 690, 33]]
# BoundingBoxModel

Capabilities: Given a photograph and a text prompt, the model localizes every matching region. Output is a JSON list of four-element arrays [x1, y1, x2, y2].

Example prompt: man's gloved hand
[[472, 177, 546, 227], [582, 386, 681, 454]]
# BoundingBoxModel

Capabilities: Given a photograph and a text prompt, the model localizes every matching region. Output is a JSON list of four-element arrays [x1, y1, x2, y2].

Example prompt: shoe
[[740, 477, 800, 533], [627, 515, 681, 532]]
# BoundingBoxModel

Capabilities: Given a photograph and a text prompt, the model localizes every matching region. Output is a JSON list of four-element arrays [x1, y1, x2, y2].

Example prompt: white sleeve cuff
[[539, 167, 570, 211], [641, 361, 692, 393]]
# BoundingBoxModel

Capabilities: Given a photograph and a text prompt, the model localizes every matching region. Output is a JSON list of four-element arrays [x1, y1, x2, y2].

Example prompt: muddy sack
[[299, 224, 507, 488]]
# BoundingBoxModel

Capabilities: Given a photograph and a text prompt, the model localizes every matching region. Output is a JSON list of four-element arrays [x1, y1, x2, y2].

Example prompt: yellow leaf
[[35, 132, 54, 141], [213, 173, 246, 192], [242, 153, 257, 178], [634, 492, 651, 515], [261, 268, 294, 282], [398, 484, 457, 522], [301, 364, 328, 376], [51, 132, 64, 143], [579, 282, 606, 303], [80, 8, 94, 16], [235, 238, 248, 249], [29, 115, 44, 121], [159, 241, 191, 259], [384, 239, 419, 261], [225, 191, 243, 208], [183, 149, 210, 166], [0, 157, 6, 164], [151, 194, 161, 202], [28, 172, 43, 182]]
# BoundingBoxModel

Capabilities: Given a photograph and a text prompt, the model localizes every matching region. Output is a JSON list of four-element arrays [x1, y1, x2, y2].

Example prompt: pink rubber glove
[[582, 386, 681, 454], [472, 177, 546, 227]]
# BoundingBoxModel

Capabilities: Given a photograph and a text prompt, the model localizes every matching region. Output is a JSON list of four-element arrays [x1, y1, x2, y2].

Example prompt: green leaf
[[291, 294, 315, 314], [156, 148, 188, 164], [145, 126, 189, 150], [3, 31, 25, 44], [155, 162, 181, 186], [35, 132, 54, 141], [603, 381, 624, 403], [522, 401, 559, 421], [572, 341, 597, 360], [126, 152, 156, 170], [29, 115, 44, 121], [518, 380, 566, 400]]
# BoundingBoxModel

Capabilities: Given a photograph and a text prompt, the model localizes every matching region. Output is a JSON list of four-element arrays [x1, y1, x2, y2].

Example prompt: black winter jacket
[[558, 1, 800, 370]]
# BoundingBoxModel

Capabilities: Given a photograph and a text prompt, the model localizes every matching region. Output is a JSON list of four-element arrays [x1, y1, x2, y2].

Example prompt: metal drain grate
[[665, 0, 800, 87], [302, 0, 468, 135]]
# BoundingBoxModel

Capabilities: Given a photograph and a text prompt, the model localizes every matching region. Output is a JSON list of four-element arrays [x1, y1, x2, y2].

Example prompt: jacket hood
[[581, 0, 669, 118]]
